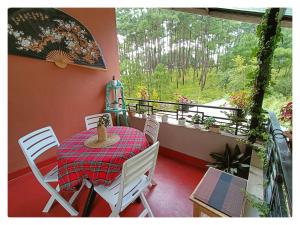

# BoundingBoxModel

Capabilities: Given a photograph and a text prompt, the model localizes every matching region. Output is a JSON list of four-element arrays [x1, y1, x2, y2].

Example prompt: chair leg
[[43, 181, 84, 213], [84, 179, 92, 189], [43, 184, 60, 213], [42, 183, 79, 216], [140, 192, 154, 217], [109, 209, 120, 217], [69, 181, 85, 204]]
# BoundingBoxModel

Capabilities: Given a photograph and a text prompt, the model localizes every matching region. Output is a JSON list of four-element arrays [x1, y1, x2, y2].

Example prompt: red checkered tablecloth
[[57, 126, 149, 190]]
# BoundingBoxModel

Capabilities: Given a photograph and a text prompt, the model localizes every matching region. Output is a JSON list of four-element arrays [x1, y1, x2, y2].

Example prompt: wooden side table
[[190, 195, 229, 217], [190, 167, 247, 217]]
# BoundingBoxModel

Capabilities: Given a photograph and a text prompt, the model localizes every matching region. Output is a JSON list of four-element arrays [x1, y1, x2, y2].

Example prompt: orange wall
[[8, 8, 120, 174]]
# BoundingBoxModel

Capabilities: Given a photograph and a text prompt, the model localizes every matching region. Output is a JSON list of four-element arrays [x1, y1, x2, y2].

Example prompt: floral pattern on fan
[[8, 8, 106, 69]]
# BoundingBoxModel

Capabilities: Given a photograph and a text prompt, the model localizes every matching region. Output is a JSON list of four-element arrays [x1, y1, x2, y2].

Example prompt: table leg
[[193, 203, 201, 217], [82, 184, 96, 217]]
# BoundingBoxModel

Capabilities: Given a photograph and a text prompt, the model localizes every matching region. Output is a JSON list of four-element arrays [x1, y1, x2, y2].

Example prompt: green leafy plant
[[237, 138, 269, 167], [248, 8, 282, 144], [244, 192, 270, 217], [203, 117, 216, 129], [207, 144, 250, 177], [192, 114, 201, 124]]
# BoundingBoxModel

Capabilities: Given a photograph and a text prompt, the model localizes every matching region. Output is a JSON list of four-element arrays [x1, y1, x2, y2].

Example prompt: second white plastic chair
[[143, 117, 160, 186], [84, 113, 113, 130], [143, 116, 160, 143]]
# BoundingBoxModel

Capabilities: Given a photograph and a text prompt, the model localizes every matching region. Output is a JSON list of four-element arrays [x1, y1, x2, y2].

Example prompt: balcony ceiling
[[170, 8, 292, 28]]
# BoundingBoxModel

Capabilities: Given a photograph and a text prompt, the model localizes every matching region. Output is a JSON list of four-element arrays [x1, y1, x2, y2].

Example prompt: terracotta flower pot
[[209, 126, 220, 133]]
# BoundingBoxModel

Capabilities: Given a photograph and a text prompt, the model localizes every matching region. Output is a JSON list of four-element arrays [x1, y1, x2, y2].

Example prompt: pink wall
[[8, 8, 120, 174]]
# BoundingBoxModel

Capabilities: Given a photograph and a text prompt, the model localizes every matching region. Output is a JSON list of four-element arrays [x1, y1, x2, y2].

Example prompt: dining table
[[57, 126, 149, 216]]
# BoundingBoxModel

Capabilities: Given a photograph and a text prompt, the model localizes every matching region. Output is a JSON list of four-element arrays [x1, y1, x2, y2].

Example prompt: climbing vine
[[248, 8, 283, 144]]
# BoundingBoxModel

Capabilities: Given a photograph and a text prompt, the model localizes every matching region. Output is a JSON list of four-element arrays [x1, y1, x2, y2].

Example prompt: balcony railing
[[264, 112, 292, 217], [124, 98, 292, 217], [125, 98, 248, 135]]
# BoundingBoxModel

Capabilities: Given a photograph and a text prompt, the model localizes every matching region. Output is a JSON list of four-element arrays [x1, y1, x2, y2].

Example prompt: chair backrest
[[117, 141, 159, 208], [18, 126, 59, 177], [85, 113, 113, 130], [143, 117, 160, 143]]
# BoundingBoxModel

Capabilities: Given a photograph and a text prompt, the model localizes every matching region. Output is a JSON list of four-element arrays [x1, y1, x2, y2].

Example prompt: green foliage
[[203, 117, 216, 129], [151, 89, 160, 109], [229, 90, 252, 115], [248, 8, 284, 143], [117, 8, 292, 118], [255, 145, 268, 167], [192, 114, 201, 124], [207, 144, 250, 177], [135, 85, 148, 99], [245, 192, 270, 217]]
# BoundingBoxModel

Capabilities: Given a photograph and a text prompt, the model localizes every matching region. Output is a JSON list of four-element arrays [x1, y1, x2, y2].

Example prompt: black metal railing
[[125, 98, 249, 135], [264, 112, 292, 217]]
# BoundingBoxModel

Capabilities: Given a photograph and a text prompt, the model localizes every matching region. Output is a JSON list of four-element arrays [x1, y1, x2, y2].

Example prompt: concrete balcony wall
[[129, 116, 246, 163]]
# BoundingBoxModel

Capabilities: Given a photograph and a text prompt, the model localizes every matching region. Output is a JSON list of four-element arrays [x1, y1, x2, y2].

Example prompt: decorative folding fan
[[8, 8, 106, 70]]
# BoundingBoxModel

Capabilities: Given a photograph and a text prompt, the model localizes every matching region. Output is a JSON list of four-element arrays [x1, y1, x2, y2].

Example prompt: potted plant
[[204, 117, 219, 133], [178, 95, 190, 112], [207, 144, 250, 179], [192, 114, 201, 128], [178, 117, 186, 126]]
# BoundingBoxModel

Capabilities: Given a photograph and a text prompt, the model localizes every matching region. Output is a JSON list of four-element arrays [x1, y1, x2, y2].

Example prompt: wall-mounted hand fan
[[8, 8, 106, 70]]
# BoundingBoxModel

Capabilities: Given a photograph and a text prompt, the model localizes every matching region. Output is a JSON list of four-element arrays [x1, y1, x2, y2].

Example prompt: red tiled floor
[[8, 153, 206, 217]]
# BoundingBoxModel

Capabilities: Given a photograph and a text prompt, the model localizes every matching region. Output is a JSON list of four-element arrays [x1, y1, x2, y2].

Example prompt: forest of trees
[[116, 8, 292, 114]]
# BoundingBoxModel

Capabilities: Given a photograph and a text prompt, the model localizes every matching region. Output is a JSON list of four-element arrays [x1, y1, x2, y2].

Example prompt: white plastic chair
[[143, 117, 160, 186], [143, 116, 160, 143], [18, 126, 85, 216], [93, 141, 160, 217], [84, 113, 113, 130]]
